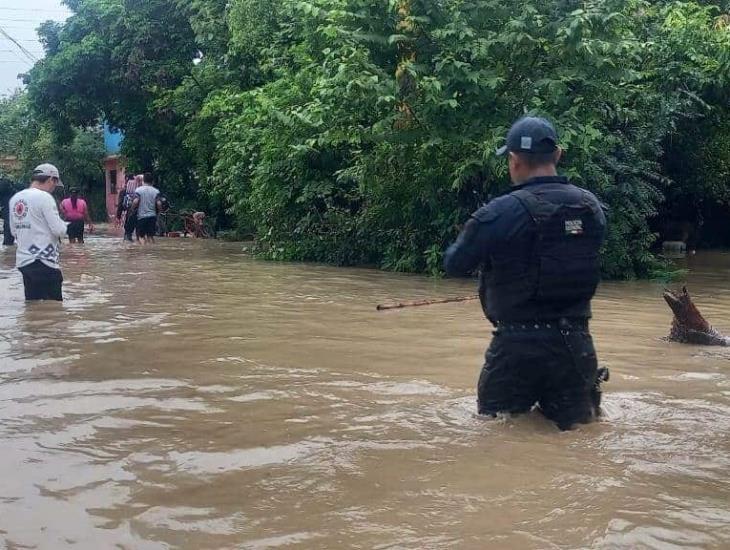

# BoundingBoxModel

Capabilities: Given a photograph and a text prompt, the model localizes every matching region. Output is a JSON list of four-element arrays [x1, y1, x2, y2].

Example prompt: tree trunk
[[663, 287, 729, 346]]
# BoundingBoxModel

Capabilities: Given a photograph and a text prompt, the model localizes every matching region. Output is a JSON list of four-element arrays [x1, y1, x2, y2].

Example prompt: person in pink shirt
[[60, 188, 94, 243]]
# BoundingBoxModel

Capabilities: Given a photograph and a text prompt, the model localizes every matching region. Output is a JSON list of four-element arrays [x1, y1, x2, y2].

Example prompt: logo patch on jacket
[[13, 199, 28, 219], [565, 219, 584, 236]]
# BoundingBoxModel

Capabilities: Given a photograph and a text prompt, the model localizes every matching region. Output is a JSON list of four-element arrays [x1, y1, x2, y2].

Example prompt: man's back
[[135, 185, 159, 219], [444, 116, 609, 430], [10, 188, 68, 269], [444, 176, 606, 323]]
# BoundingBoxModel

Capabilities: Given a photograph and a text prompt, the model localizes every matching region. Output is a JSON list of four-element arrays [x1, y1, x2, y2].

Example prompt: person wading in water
[[117, 175, 140, 242], [9, 164, 69, 301], [1, 177, 22, 247], [60, 188, 94, 243], [130, 172, 162, 245], [444, 117, 608, 430]]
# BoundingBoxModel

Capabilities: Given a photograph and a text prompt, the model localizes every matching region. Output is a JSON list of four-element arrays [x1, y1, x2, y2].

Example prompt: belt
[[495, 318, 589, 332]]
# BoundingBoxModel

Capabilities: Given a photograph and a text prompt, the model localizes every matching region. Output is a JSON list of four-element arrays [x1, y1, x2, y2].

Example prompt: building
[[103, 124, 126, 220]]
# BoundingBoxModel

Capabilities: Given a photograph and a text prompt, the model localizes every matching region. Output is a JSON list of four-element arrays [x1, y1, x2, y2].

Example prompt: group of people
[[3, 165, 166, 301], [116, 173, 165, 244], [3, 116, 610, 432], [2, 173, 94, 247]]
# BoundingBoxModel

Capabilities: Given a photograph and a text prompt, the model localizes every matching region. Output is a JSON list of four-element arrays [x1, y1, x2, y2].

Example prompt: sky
[[0, 0, 71, 96]]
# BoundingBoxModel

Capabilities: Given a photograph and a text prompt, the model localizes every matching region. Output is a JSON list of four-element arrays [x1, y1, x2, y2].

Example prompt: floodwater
[[1, 236, 729, 550]]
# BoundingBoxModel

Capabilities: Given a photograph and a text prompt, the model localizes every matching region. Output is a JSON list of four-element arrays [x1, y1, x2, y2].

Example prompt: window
[[109, 169, 117, 194]]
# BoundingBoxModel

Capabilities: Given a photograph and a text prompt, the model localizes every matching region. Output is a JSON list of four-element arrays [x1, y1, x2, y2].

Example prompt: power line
[[0, 49, 43, 54], [0, 18, 58, 23], [0, 24, 37, 62], [6, 51, 32, 66], [0, 25, 47, 30], [0, 8, 70, 14], [0, 46, 31, 67]]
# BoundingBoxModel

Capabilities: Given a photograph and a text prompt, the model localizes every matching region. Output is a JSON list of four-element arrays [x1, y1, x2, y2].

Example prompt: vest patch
[[565, 219, 584, 235]]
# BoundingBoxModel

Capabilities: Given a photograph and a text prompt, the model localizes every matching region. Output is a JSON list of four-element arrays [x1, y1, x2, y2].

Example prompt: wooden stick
[[376, 295, 479, 311]]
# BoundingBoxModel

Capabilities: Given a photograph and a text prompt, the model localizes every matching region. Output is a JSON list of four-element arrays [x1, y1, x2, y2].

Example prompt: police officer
[[444, 117, 608, 430]]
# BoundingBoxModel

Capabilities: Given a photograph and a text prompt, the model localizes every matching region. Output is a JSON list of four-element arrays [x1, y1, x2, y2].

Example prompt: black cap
[[496, 116, 559, 156]]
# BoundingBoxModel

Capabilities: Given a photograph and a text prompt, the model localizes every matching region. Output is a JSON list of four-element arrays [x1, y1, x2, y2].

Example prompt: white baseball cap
[[32, 163, 64, 187]]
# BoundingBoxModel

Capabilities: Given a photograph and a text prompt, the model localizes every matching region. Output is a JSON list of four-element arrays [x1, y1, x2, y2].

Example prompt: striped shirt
[[122, 180, 139, 209]]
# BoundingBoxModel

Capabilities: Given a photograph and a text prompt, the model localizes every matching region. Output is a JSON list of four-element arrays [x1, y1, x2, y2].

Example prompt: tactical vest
[[483, 186, 604, 321]]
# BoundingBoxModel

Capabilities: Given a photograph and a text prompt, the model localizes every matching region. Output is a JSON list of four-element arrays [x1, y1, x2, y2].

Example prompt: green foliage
[[0, 91, 104, 218], [21, 0, 730, 276], [204, 0, 730, 276], [649, 266, 690, 283], [216, 228, 254, 242], [27, 0, 200, 200]]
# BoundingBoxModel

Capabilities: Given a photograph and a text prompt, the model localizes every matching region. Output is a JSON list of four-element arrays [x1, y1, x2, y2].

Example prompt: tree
[[204, 0, 730, 276], [0, 91, 105, 218], [23, 0, 730, 276], [26, 0, 200, 197]]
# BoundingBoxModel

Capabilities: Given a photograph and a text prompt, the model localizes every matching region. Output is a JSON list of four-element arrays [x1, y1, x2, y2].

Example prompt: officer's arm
[[444, 217, 490, 277]]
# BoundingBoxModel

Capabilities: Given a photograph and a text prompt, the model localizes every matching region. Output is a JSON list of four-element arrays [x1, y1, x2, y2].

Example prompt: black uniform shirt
[[444, 175, 607, 323]]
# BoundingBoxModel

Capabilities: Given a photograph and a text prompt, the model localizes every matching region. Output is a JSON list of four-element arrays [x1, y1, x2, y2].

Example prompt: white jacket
[[9, 188, 69, 269]]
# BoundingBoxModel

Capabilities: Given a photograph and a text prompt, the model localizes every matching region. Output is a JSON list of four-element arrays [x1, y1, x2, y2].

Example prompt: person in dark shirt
[[116, 175, 139, 242], [444, 117, 608, 430], [1, 177, 19, 246], [155, 190, 171, 237]]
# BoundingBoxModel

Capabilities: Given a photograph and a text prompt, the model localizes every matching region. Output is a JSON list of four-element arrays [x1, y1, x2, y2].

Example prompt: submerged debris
[[663, 287, 729, 346]]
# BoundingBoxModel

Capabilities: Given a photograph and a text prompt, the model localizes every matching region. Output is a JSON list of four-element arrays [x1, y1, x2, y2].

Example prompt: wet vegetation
[[1, 0, 729, 277]]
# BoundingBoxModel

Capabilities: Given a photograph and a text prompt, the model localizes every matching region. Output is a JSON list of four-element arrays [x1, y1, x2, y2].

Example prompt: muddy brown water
[[1, 237, 729, 549]]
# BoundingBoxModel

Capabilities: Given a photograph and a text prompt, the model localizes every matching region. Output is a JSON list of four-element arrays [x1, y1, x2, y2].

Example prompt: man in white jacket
[[9, 164, 69, 301]]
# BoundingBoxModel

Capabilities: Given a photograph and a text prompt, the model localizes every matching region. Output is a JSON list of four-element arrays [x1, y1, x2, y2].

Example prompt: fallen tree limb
[[663, 287, 729, 346], [376, 295, 479, 311]]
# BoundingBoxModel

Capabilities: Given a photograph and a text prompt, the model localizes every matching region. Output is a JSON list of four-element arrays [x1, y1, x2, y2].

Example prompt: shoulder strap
[[512, 189, 539, 219], [578, 189, 605, 217], [511, 189, 556, 225]]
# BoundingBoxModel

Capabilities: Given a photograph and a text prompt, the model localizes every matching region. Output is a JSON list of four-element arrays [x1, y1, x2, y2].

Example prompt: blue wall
[[103, 124, 124, 155]]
